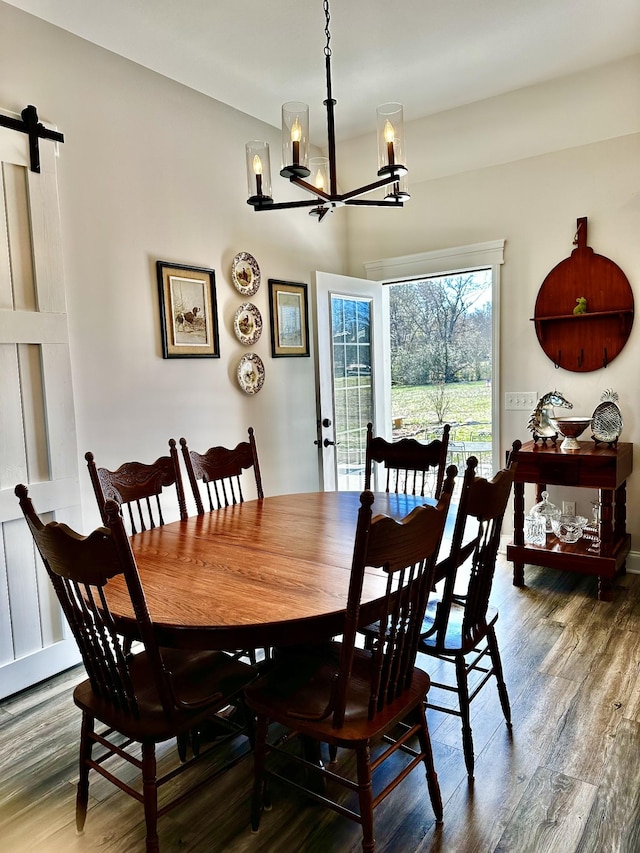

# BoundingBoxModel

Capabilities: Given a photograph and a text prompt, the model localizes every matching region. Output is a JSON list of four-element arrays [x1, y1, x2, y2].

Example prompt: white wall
[[0, 1, 347, 526], [342, 58, 640, 544]]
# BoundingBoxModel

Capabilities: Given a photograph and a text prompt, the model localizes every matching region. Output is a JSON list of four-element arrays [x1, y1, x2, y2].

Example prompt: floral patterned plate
[[237, 352, 265, 395], [233, 302, 262, 346], [231, 252, 260, 296]]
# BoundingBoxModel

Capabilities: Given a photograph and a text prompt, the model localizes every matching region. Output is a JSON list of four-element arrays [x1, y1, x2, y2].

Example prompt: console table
[[506, 440, 633, 600]]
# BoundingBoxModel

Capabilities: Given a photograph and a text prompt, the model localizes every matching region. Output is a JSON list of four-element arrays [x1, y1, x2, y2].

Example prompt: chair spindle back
[[14, 485, 173, 718], [364, 421, 451, 498], [432, 440, 520, 648], [180, 427, 263, 514], [85, 439, 187, 535], [333, 464, 457, 728]]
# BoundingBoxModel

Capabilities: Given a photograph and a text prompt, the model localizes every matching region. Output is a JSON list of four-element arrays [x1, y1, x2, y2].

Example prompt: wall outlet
[[505, 391, 537, 411], [562, 501, 576, 516]]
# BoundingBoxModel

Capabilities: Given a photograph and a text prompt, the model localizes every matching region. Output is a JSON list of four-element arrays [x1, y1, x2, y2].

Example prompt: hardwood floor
[[2, 559, 640, 852]]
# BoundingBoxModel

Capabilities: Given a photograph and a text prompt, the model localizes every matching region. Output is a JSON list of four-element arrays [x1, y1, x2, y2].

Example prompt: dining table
[[107, 490, 449, 652]]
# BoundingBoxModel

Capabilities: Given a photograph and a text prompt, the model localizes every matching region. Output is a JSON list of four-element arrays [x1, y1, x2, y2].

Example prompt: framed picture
[[268, 279, 310, 358], [156, 261, 219, 358]]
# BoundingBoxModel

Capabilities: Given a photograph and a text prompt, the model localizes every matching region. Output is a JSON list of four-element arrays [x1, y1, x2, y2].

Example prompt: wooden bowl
[[550, 416, 591, 450]]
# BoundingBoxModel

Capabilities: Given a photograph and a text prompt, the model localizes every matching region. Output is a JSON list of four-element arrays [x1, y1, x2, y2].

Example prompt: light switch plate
[[505, 391, 537, 411]]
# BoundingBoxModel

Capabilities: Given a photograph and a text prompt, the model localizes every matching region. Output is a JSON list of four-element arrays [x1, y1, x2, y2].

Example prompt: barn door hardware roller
[[0, 104, 64, 173]]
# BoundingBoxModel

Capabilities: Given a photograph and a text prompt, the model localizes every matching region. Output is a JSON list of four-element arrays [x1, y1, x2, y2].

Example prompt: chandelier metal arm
[[289, 177, 331, 200], [289, 172, 403, 203], [345, 198, 405, 207], [252, 197, 325, 212], [338, 175, 405, 201]]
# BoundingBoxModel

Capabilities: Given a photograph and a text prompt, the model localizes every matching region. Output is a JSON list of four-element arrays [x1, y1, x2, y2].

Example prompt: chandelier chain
[[324, 0, 331, 57]]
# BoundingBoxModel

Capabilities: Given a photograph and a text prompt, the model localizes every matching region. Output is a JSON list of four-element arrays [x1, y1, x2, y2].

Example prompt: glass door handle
[[323, 438, 340, 447]]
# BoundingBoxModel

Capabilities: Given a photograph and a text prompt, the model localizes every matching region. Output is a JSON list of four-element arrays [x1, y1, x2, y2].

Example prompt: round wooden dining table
[[108, 491, 433, 651]]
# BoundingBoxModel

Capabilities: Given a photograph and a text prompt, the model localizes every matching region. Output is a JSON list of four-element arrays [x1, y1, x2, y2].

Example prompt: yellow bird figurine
[[573, 296, 587, 315]]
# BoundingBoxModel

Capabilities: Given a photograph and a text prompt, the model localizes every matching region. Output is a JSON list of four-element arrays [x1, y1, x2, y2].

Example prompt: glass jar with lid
[[530, 491, 561, 533]]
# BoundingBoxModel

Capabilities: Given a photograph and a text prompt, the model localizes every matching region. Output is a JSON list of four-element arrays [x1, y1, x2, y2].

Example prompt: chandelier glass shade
[[245, 0, 409, 220]]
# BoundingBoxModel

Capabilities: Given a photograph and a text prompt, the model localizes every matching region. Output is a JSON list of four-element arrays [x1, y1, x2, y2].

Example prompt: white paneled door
[[314, 271, 390, 491], [0, 118, 80, 698]]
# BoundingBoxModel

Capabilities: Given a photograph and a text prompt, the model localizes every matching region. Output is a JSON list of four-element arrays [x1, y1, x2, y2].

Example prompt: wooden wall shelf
[[533, 218, 634, 372]]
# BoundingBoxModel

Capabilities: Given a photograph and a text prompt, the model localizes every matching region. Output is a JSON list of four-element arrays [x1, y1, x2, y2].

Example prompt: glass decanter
[[524, 512, 546, 546]]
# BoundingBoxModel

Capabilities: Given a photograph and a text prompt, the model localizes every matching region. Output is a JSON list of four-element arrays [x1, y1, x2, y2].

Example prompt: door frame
[[364, 240, 505, 469]]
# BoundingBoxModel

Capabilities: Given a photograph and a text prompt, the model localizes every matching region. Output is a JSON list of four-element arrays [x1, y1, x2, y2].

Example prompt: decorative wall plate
[[233, 302, 262, 345], [231, 252, 260, 296], [237, 352, 265, 395]]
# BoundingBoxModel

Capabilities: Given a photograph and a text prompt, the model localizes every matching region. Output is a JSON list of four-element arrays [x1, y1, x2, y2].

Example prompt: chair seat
[[419, 598, 499, 655], [245, 642, 431, 746], [74, 648, 255, 742]]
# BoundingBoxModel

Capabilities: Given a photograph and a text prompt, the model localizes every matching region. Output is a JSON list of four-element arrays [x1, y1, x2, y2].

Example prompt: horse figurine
[[527, 390, 573, 444]]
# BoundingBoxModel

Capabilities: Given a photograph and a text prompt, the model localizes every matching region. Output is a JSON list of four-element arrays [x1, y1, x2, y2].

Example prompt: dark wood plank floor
[[2, 558, 640, 852]]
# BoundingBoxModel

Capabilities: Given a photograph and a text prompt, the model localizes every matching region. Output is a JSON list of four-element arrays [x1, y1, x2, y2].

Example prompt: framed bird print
[[156, 260, 220, 358]]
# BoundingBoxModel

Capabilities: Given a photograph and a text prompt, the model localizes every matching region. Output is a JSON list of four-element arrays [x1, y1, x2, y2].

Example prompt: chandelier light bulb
[[246, 141, 272, 203], [384, 120, 395, 166], [252, 154, 263, 195], [291, 116, 302, 164]]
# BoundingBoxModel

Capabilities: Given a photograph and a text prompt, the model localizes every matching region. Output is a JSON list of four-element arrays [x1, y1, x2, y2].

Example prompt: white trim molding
[[627, 551, 640, 574], [364, 240, 505, 281]]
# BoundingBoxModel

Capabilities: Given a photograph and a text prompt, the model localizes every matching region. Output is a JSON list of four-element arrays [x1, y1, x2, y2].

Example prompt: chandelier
[[245, 0, 409, 221]]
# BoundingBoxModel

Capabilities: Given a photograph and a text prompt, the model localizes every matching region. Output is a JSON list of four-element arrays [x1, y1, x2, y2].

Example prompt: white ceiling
[[5, 0, 640, 143]]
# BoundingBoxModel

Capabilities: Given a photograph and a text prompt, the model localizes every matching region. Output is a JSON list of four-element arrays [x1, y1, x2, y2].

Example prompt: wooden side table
[[506, 440, 633, 600]]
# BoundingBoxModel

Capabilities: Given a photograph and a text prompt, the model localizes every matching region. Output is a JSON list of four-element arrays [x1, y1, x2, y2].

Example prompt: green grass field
[[392, 380, 492, 441]]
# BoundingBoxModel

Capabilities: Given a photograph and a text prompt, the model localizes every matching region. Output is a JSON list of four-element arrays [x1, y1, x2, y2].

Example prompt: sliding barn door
[[0, 116, 81, 698]]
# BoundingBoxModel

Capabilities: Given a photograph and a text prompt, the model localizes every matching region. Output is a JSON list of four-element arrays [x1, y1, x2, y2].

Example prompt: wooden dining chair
[[15, 484, 256, 853], [179, 427, 263, 514], [245, 466, 457, 853], [364, 421, 451, 498], [417, 439, 521, 780], [85, 439, 188, 534], [180, 428, 265, 667]]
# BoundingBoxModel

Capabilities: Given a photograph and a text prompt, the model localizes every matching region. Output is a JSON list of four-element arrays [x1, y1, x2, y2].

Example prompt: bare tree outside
[[388, 271, 493, 465]]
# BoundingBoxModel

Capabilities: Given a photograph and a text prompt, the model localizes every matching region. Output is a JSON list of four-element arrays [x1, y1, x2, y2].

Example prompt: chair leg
[[455, 653, 475, 780], [487, 627, 512, 727], [239, 695, 256, 751], [415, 704, 443, 823], [177, 732, 189, 762], [76, 713, 93, 833], [356, 744, 375, 853], [251, 714, 269, 832], [141, 742, 159, 853]]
